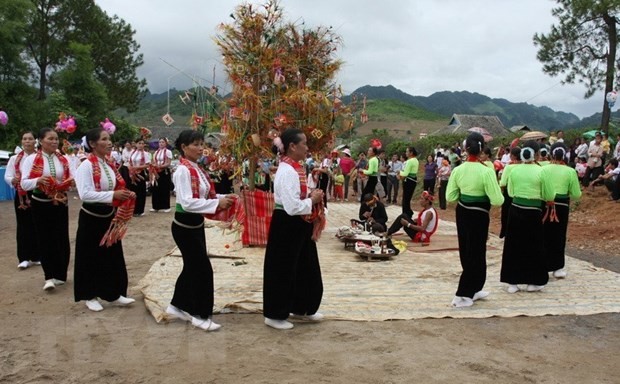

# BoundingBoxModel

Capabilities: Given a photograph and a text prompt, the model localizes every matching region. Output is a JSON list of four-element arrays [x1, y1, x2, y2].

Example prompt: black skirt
[[170, 212, 214, 318], [30, 194, 70, 281], [13, 191, 39, 263], [263, 209, 323, 320], [499, 188, 511, 239], [74, 203, 128, 302], [455, 201, 491, 298], [543, 198, 570, 272], [129, 170, 147, 215], [500, 203, 549, 286], [151, 169, 172, 210]]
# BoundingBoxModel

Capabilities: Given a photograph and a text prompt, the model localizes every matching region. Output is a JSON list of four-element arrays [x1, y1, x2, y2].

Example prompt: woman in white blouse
[[20, 128, 73, 291], [263, 128, 324, 330], [165, 130, 234, 332], [127, 138, 151, 216], [4, 131, 40, 269], [150, 137, 173, 212], [74, 128, 136, 312]]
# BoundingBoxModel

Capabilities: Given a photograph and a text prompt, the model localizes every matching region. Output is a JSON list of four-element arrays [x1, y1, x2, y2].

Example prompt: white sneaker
[[506, 284, 520, 294], [165, 304, 192, 321], [553, 269, 567, 279], [289, 312, 324, 321], [149, 208, 158, 212], [162, 208, 171, 213], [111, 296, 135, 306], [451, 296, 474, 308], [43, 280, 55, 291], [189, 316, 221, 331], [85, 299, 104, 312], [18, 261, 31, 270], [52, 279, 65, 286], [472, 291, 490, 301], [526, 284, 545, 292], [264, 317, 294, 330]]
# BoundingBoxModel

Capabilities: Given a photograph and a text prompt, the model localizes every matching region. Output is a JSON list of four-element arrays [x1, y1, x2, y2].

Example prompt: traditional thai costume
[[74, 154, 134, 302], [399, 156, 419, 217], [150, 147, 173, 211], [446, 158, 504, 299], [500, 163, 554, 287], [128, 149, 150, 215], [169, 157, 221, 319], [362, 155, 379, 197], [263, 157, 325, 321], [498, 163, 517, 238], [540, 161, 581, 273], [20, 151, 73, 284], [4, 152, 40, 266]]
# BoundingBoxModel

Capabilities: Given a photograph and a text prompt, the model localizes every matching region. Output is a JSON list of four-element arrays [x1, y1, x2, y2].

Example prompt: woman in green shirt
[[541, 142, 582, 279], [399, 146, 419, 218], [500, 141, 554, 294], [498, 147, 521, 238], [446, 133, 504, 308], [361, 146, 379, 198]]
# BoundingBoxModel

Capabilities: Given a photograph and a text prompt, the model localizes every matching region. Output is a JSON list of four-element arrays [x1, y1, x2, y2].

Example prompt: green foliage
[[533, 0, 620, 132], [0, 0, 32, 81], [51, 42, 108, 136], [364, 99, 445, 122]]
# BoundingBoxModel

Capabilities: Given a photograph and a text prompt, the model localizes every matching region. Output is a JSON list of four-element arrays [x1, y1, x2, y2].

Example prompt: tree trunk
[[38, 65, 47, 100], [248, 156, 256, 191], [601, 13, 617, 134]]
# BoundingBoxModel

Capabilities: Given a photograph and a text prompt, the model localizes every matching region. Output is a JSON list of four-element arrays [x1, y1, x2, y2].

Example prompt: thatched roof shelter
[[430, 114, 513, 137]]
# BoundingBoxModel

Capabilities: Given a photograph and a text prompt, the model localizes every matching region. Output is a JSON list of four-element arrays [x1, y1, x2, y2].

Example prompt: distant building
[[430, 114, 513, 137]]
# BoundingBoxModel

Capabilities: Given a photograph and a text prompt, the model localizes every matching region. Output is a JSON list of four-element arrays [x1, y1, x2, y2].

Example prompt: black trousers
[[386, 175, 399, 203], [401, 177, 417, 217], [387, 213, 418, 239], [170, 212, 214, 318], [543, 199, 570, 272], [500, 204, 549, 286], [129, 170, 147, 215], [455, 201, 490, 298], [151, 169, 171, 210], [362, 175, 378, 198], [423, 178, 435, 194], [13, 192, 39, 263], [263, 210, 323, 320], [499, 188, 512, 239], [318, 173, 329, 207], [31, 196, 70, 281], [438, 179, 448, 210], [74, 204, 128, 302], [379, 175, 388, 197]]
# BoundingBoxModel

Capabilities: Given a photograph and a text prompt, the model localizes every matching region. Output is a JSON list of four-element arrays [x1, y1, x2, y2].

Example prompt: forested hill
[[347, 85, 582, 131]]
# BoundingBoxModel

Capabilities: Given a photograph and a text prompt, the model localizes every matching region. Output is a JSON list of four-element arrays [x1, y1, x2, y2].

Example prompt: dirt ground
[[0, 190, 618, 384]]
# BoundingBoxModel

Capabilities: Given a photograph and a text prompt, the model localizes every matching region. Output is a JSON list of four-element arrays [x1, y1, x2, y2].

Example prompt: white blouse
[[128, 150, 151, 167], [4, 155, 18, 186], [20, 152, 72, 192], [75, 158, 116, 204], [274, 162, 312, 216], [153, 148, 172, 166], [173, 162, 220, 214]]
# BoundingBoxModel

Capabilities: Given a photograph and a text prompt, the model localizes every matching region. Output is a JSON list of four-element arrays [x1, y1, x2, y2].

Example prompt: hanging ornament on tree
[[162, 113, 174, 126], [606, 90, 617, 108], [0, 110, 8, 126], [370, 138, 382, 149]]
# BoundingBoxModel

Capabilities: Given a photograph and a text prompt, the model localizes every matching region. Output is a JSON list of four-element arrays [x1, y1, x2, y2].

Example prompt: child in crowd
[[575, 157, 587, 184], [332, 167, 345, 202]]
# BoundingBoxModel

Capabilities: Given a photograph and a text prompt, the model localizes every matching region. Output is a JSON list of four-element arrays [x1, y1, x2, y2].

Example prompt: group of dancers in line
[[5, 126, 580, 332]]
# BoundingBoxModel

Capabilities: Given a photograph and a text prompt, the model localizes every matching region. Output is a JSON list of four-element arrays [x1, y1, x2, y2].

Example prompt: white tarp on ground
[[138, 203, 620, 322]]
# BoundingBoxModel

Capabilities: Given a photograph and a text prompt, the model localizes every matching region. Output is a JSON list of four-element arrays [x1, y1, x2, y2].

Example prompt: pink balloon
[[0, 111, 8, 125], [100, 118, 116, 134]]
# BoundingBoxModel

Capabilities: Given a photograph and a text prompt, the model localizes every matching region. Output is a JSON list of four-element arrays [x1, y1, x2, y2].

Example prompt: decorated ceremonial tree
[[214, 0, 353, 190]]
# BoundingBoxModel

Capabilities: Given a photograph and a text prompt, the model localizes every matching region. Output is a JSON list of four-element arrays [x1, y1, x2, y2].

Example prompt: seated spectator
[[575, 157, 587, 184], [589, 158, 620, 199], [386, 191, 438, 245], [356, 193, 388, 234]]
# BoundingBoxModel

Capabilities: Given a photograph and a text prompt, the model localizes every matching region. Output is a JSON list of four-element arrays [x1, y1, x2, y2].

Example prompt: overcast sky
[[98, 0, 607, 119]]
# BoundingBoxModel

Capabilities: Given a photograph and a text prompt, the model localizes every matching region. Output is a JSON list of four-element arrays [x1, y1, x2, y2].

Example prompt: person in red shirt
[[338, 148, 356, 201]]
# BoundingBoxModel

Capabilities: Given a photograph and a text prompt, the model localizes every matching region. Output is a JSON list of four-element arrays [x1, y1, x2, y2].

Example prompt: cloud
[[98, 0, 609, 118]]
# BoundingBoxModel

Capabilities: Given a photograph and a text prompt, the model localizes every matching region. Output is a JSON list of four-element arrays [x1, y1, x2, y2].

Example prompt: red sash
[[28, 150, 72, 204], [413, 207, 438, 243], [14, 151, 30, 208], [281, 156, 326, 241]]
